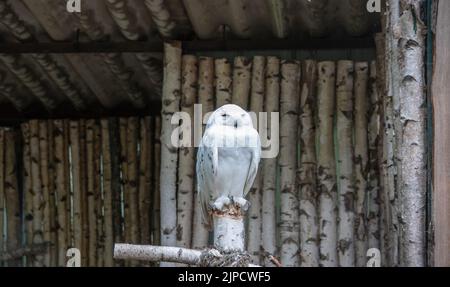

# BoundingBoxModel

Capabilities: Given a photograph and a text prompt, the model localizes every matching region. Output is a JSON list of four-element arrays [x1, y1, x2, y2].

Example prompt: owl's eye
[[222, 113, 228, 118]]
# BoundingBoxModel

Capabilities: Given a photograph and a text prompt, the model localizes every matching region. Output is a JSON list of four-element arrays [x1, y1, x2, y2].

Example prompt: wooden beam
[[0, 37, 376, 54], [432, 0, 450, 267]]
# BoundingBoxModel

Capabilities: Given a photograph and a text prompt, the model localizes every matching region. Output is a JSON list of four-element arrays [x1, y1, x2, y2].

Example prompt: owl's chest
[[216, 147, 252, 195]]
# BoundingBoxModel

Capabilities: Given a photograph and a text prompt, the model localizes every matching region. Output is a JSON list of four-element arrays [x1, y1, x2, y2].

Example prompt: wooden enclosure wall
[[161, 42, 384, 267], [0, 117, 160, 267]]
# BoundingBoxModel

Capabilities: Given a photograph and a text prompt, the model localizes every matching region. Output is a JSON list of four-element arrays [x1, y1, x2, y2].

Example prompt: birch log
[[354, 62, 369, 267], [336, 60, 356, 267], [53, 120, 68, 266], [86, 120, 97, 267], [0, 129, 3, 264], [21, 123, 33, 255], [192, 57, 214, 249], [376, 30, 395, 266], [139, 117, 152, 245], [247, 56, 265, 265], [279, 60, 300, 267], [127, 117, 140, 245], [160, 42, 182, 267], [152, 117, 161, 246], [63, 120, 72, 250], [4, 130, 20, 266], [70, 120, 83, 263], [176, 55, 197, 249], [39, 121, 51, 266], [47, 120, 57, 266], [79, 120, 89, 267], [298, 60, 319, 267], [215, 58, 232, 108], [109, 118, 124, 254], [93, 122, 104, 267], [367, 61, 381, 252], [119, 117, 130, 258], [101, 119, 114, 267], [30, 120, 44, 267], [396, 1, 426, 267], [317, 61, 338, 267], [385, 1, 401, 267], [232, 57, 252, 109], [262, 56, 279, 266]]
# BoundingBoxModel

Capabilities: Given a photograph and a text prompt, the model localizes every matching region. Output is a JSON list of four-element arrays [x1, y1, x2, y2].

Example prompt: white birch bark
[[354, 62, 369, 267], [86, 120, 97, 267], [232, 56, 252, 109], [53, 120, 68, 266], [160, 42, 182, 266], [39, 121, 51, 267], [262, 56, 279, 266], [101, 119, 114, 267], [367, 61, 381, 252], [192, 57, 214, 250], [336, 60, 356, 267], [317, 61, 338, 267], [4, 130, 21, 266], [395, 1, 426, 267], [70, 120, 83, 264], [176, 55, 197, 249], [298, 60, 319, 267], [279, 60, 300, 267], [215, 58, 232, 108], [247, 56, 265, 265], [30, 120, 44, 267]]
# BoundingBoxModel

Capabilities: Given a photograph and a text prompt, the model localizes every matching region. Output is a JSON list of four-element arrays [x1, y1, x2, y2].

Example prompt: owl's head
[[208, 104, 253, 129]]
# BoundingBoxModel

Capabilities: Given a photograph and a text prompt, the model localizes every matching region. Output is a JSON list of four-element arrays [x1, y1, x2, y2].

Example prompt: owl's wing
[[196, 128, 219, 230], [243, 128, 262, 198]]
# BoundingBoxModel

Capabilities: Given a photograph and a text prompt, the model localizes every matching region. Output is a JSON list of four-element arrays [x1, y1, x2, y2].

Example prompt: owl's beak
[[234, 121, 238, 128]]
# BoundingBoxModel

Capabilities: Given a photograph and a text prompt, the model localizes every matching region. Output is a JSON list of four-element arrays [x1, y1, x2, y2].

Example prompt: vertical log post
[[101, 119, 114, 267], [354, 61, 369, 267], [86, 120, 97, 267], [367, 61, 381, 252], [262, 56, 280, 266], [215, 58, 232, 108], [192, 57, 214, 250], [396, 1, 426, 267], [232, 57, 252, 109], [30, 120, 44, 267], [176, 55, 197, 249], [139, 117, 152, 245], [279, 60, 301, 267], [160, 41, 182, 266], [21, 123, 33, 264], [298, 60, 319, 267], [336, 60, 356, 267], [247, 56, 265, 265], [127, 117, 140, 245], [70, 120, 83, 264], [39, 121, 51, 266], [53, 120, 67, 266], [4, 129, 20, 266], [317, 61, 338, 267]]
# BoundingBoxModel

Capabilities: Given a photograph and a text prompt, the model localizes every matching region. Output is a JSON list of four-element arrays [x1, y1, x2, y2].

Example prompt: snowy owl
[[196, 104, 261, 229]]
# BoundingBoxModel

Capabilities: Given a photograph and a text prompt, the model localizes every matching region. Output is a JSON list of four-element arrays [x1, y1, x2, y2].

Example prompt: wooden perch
[[113, 244, 260, 267]]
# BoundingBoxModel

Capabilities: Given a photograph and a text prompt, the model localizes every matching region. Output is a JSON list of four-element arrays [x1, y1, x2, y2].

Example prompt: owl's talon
[[231, 196, 250, 211], [211, 196, 232, 211]]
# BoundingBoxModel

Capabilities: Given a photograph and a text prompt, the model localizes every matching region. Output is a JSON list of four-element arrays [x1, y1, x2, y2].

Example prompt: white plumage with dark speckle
[[196, 104, 261, 229]]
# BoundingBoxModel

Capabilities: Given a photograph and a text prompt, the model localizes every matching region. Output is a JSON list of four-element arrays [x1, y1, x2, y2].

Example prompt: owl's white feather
[[196, 104, 261, 229]]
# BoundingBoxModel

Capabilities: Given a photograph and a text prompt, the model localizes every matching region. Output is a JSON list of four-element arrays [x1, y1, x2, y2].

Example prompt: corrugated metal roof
[[0, 0, 380, 117]]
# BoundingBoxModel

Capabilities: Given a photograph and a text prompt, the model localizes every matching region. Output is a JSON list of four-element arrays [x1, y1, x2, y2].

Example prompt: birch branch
[[113, 244, 260, 267]]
